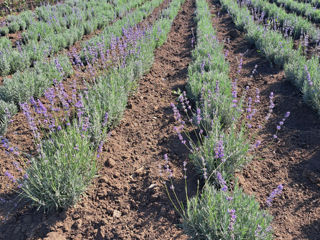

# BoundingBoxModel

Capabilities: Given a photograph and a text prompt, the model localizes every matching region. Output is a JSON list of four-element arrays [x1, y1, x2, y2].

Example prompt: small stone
[[105, 158, 115, 168], [99, 176, 109, 184], [73, 219, 82, 229], [113, 210, 121, 218], [148, 184, 157, 189], [135, 167, 145, 175], [113, 172, 120, 178], [62, 221, 72, 232], [101, 218, 108, 225], [44, 232, 66, 240]]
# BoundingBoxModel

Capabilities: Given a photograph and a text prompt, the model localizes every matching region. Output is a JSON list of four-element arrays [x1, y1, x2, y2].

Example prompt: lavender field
[[0, 0, 319, 239]]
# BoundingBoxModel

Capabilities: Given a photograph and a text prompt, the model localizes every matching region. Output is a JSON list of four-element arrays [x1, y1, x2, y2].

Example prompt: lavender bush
[[183, 184, 273, 240]]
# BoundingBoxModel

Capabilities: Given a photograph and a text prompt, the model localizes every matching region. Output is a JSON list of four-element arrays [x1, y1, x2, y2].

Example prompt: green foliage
[[0, 100, 17, 134], [0, 27, 9, 36], [191, 119, 251, 183], [0, 54, 72, 104], [246, 0, 320, 41], [19, 122, 97, 211], [8, 20, 19, 33], [188, 0, 239, 128], [183, 184, 273, 240], [275, 0, 320, 23]]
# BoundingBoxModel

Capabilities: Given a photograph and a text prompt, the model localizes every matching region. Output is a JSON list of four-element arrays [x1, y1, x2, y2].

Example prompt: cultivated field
[[0, 0, 319, 239]]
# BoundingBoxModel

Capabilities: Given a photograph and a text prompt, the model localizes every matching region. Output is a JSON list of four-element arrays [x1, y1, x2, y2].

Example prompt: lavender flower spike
[[216, 171, 228, 192], [266, 184, 283, 206], [227, 209, 237, 232]]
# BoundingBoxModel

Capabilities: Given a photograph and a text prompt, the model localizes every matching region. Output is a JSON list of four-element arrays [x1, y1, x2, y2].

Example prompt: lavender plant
[[19, 119, 97, 210], [0, 100, 17, 133], [190, 116, 251, 184], [0, 54, 73, 105], [183, 184, 273, 240]]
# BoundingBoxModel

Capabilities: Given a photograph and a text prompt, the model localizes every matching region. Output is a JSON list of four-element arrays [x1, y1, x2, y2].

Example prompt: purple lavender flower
[[75, 95, 84, 120], [304, 65, 313, 86], [54, 58, 64, 75], [1, 137, 9, 149], [217, 171, 228, 192], [226, 196, 233, 201], [164, 154, 168, 163], [215, 140, 225, 162], [225, 50, 229, 57], [20, 102, 40, 140], [183, 161, 187, 179], [45, 87, 56, 111], [12, 161, 22, 172], [227, 209, 237, 231], [81, 117, 90, 132], [266, 184, 283, 206], [103, 112, 109, 127], [196, 108, 202, 125], [5, 171, 16, 183], [255, 140, 261, 148], [255, 88, 260, 103], [285, 111, 290, 118]]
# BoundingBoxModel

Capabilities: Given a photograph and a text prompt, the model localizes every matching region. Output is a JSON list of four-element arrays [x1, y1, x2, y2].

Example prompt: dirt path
[[209, 1, 320, 239], [0, 0, 196, 239]]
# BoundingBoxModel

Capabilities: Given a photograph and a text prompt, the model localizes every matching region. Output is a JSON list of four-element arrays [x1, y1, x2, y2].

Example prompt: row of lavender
[[271, 0, 320, 23], [4, 0, 184, 211], [219, 0, 320, 116], [166, 0, 275, 238], [0, 0, 127, 36], [0, 0, 144, 77], [0, 0, 160, 134], [242, 0, 320, 42]]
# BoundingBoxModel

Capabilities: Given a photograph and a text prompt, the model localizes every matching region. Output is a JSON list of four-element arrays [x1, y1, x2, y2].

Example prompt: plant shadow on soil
[[0, 193, 68, 239]]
